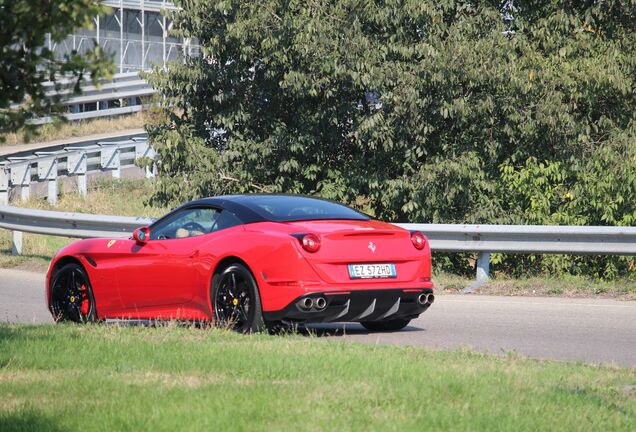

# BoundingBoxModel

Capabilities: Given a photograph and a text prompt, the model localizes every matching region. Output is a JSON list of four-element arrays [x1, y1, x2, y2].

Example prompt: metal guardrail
[[0, 205, 153, 256], [400, 223, 636, 254], [1, 204, 635, 282], [26, 73, 155, 125], [401, 223, 636, 285], [40, 72, 152, 102], [0, 133, 153, 206], [102, 0, 178, 12], [0, 205, 153, 239]]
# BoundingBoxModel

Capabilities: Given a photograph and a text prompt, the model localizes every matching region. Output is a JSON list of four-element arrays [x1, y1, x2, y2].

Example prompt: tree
[[0, 0, 113, 140], [146, 0, 635, 278]]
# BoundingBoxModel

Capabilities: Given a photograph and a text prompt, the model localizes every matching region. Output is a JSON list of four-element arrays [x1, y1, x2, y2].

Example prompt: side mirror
[[133, 227, 151, 244]]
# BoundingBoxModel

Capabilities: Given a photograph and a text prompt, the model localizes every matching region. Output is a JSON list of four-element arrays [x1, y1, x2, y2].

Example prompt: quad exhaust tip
[[417, 293, 427, 305], [417, 293, 435, 305], [300, 298, 314, 310], [298, 296, 327, 311], [315, 297, 327, 310]]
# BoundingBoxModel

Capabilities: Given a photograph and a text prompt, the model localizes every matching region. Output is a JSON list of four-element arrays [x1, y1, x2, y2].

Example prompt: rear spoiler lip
[[291, 230, 405, 239]]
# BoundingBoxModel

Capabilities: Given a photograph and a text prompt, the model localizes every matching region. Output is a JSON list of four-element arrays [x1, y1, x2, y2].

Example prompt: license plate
[[348, 263, 397, 279]]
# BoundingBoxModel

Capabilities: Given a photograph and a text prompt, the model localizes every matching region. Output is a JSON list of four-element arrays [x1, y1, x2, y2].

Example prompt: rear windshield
[[237, 195, 369, 222]]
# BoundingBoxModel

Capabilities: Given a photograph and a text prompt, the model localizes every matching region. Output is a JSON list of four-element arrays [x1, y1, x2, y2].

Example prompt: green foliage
[[146, 0, 636, 279], [497, 137, 636, 279], [0, 0, 114, 141]]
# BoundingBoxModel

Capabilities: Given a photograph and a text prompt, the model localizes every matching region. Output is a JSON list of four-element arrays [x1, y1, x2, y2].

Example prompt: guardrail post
[[144, 165, 153, 178], [0, 167, 9, 205], [67, 150, 88, 198], [9, 162, 31, 201], [12, 230, 23, 255], [135, 140, 156, 178], [77, 174, 87, 198], [48, 180, 58, 205], [112, 157, 121, 179], [476, 252, 491, 282], [100, 144, 121, 179], [5, 164, 29, 254], [36, 154, 58, 205]]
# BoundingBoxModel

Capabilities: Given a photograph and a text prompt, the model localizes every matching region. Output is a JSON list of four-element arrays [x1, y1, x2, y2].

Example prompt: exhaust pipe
[[315, 297, 327, 310], [417, 293, 428, 305], [300, 298, 314, 310], [417, 293, 435, 305]]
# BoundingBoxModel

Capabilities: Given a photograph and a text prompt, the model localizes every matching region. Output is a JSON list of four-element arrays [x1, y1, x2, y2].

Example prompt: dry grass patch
[[118, 371, 227, 388], [11, 177, 165, 218], [0, 370, 62, 385], [0, 395, 26, 412], [0, 113, 145, 146]]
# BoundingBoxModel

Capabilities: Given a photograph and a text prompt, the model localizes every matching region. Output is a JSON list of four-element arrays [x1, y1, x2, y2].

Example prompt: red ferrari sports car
[[47, 195, 434, 332]]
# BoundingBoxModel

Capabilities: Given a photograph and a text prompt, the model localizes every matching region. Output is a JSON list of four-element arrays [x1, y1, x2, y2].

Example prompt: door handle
[[189, 250, 200, 258]]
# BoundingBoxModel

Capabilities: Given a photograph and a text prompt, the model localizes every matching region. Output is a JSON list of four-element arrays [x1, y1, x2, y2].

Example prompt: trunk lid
[[286, 219, 429, 284]]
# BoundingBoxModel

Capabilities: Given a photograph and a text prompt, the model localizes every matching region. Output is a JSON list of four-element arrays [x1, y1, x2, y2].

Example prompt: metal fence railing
[[2, 204, 635, 283], [0, 133, 152, 206], [400, 223, 636, 285], [26, 73, 156, 125]]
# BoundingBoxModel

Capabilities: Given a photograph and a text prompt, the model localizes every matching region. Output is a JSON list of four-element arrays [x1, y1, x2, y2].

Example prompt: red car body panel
[[46, 197, 433, 322]]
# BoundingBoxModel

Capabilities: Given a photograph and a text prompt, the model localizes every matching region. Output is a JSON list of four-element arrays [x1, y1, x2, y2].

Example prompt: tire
[[360, 319, 411, 332], [49, 263, 97, 323], [211, 263, 266, 333]]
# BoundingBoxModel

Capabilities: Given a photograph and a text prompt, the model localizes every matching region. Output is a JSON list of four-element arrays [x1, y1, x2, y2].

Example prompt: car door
[[115, 206, 222, 310]]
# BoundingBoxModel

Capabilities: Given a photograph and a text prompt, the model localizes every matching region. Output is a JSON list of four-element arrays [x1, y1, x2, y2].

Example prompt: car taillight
[[411, 231, 427, 250], [301, 233, 321, 253]]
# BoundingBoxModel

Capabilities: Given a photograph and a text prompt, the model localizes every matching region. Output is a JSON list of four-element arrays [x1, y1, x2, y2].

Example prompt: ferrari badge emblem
[[368, 241, 376, 253], [107, 240, 116, 248]]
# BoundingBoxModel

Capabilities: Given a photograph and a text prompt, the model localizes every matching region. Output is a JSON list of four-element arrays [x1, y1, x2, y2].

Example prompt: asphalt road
[[2, 268, 635, 366]]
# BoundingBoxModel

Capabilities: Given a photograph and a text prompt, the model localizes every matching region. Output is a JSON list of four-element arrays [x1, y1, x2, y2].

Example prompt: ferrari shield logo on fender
[[107, 240, 116, 248], [368, 241, 376, 253]]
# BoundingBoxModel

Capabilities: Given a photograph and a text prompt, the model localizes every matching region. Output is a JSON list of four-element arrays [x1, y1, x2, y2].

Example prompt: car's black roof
[[182, 195, 268, 224], [154, 194, 368, 226]]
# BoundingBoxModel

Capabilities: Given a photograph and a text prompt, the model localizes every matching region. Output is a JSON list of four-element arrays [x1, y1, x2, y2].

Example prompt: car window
[[150, 207, 240, 240], [235, 195, 369, 222]]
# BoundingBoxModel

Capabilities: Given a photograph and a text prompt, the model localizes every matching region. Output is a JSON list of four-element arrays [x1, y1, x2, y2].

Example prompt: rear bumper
[[262, 288, 434, 323]]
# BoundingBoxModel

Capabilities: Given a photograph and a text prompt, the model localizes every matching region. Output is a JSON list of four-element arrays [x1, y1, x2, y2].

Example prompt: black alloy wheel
[[49, 263, 97, 323], [211, 263, 266, 333], [360, 319, 411, 332]]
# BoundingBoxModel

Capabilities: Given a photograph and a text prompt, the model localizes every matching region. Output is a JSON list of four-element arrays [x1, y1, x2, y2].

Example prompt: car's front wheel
[[49, 263, 97, 323], [360, 319, 411, 332], [211, 263, 266, 333]]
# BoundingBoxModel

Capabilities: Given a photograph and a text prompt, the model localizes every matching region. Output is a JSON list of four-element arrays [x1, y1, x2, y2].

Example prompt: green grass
[[0, 234, 69, 271], [0, 324, 634, 431]]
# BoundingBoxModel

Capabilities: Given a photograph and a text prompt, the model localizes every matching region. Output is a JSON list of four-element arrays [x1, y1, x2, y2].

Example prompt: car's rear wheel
[[360, 319, 411, 332], [49, 263, 97, 323], [211, 263, 266, 333]]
